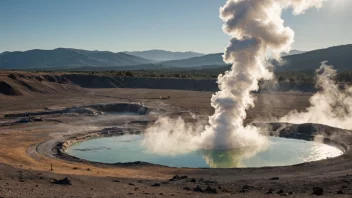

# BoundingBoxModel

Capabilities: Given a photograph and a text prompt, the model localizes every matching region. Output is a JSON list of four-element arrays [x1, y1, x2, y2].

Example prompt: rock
[[277, 189, 284, 194], [52, 177, 72, 185], [266, 188, 274, 194], [169, 175, 188, 181], [169, 175, 180, 181], [242, 185, 254, 190], [112, 180, 120, 182], [189, 178, 196, 182], [204, 186, 218, 194], [270, 177, 280, 180], [337, 189, 344, 194], [129, 183, 135, 186], [240, 189, 248, 193], [218, 185, 222, 189], [183, 187, 191, 191], [288, 191, 295, 195], [151, 183, 161, 187], [342, 179, 350, 184], [194, 185, 204, 193], [312, 187, 324, 196], [203, 179, 217, 184]]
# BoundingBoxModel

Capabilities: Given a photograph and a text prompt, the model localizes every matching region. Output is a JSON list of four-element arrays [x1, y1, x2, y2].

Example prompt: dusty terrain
[[0, 70, 319, 97], [0, 71, 351, 197]]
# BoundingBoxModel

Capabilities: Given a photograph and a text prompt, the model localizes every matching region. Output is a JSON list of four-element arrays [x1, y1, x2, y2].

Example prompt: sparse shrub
[[125, 71, 133, 77]]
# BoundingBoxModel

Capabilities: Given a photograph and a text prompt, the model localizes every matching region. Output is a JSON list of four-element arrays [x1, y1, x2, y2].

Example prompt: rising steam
[[280, 62, 352, 130], [143, 0, 326, 155]]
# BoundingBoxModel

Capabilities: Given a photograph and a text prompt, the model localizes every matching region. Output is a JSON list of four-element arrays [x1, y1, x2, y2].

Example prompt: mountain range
[[160, 45, 352, 71], [0, 48, 153, 69], [161, 53, 224, 67], [275, 44, 352, 71], [124, 50, 204, 61], [0, 46, 351, 71]]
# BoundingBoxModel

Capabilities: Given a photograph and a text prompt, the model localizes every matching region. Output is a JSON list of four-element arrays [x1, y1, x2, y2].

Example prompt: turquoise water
[[66, 134, 343, 168]]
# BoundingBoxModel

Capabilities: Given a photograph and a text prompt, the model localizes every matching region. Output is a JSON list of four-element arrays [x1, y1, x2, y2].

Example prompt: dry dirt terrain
[[0, 71, 351, 197]]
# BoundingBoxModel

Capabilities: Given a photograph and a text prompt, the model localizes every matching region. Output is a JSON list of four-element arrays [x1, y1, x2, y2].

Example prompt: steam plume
[[280, 62, 352, 130], [143, 0, 326, 154]]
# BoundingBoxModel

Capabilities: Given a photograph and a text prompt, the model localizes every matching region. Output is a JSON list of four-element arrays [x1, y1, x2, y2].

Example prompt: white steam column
[[201, 0, 327, 149], [143, 0, 327, 155]]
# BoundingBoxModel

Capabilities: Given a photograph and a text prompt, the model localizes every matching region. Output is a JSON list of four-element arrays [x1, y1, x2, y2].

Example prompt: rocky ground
[[0, 86, 351, 197]]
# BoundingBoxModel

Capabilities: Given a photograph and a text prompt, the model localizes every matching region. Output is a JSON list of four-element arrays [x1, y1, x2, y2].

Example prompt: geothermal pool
[[66, 134, 343, 168]]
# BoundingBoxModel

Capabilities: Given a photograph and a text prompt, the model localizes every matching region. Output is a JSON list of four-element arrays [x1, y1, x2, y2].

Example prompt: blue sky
[[0, 0, 351, 54]]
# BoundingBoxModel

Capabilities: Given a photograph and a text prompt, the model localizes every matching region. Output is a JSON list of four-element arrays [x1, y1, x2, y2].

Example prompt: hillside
[[159, 49, 308, 68], [0, 48, 153, 69], [0, 72, 320, 97], [1, 46, 351, 71], [161, 53, 225, 67], [124, 50, 204, 61], [0, 72, 82, 97], [162, 45, 352, 71], [276, 45, 352, 71], [55, 44, 352, 72]]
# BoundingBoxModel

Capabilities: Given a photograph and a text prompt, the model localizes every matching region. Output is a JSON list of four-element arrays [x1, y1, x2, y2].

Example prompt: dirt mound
[[42, 75, 70, 84], [0, 71, 320, 96], [61, 74, 317, 92], [0, 72, 82, 96], [0, 81, 21, 95]]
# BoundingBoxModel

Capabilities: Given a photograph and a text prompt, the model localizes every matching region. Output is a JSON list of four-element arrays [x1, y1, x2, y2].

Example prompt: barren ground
[[0, 87, 351, 197]]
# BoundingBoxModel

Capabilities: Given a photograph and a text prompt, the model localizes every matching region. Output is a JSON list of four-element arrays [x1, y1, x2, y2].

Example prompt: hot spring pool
[[65, 134, 343, 168]]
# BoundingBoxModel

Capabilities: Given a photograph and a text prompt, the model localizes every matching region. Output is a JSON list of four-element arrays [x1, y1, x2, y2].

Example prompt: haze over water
[[66, 134, 342, 168]]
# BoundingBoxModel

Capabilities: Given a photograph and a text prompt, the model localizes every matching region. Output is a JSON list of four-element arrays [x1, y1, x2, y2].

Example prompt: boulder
[[204, 186, 218, 194], [312, 187, 324, 196], [194, 185, 204, 193], [52, 177, 71, 185], [151, 183, 161, 187]]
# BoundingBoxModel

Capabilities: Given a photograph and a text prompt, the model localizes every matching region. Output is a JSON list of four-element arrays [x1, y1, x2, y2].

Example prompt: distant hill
[[65, 64, 168, 71], [161, 46, 352, 71], [1, 46, 351, 71], [276, 44, 352, 71], [148, 44, 351, 71], [161, 53, 225, 67], [124, 50, 204, 61], [0, 48, 153, 69], [159, 50, 306, 68], [281, 49, 306, 57]]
